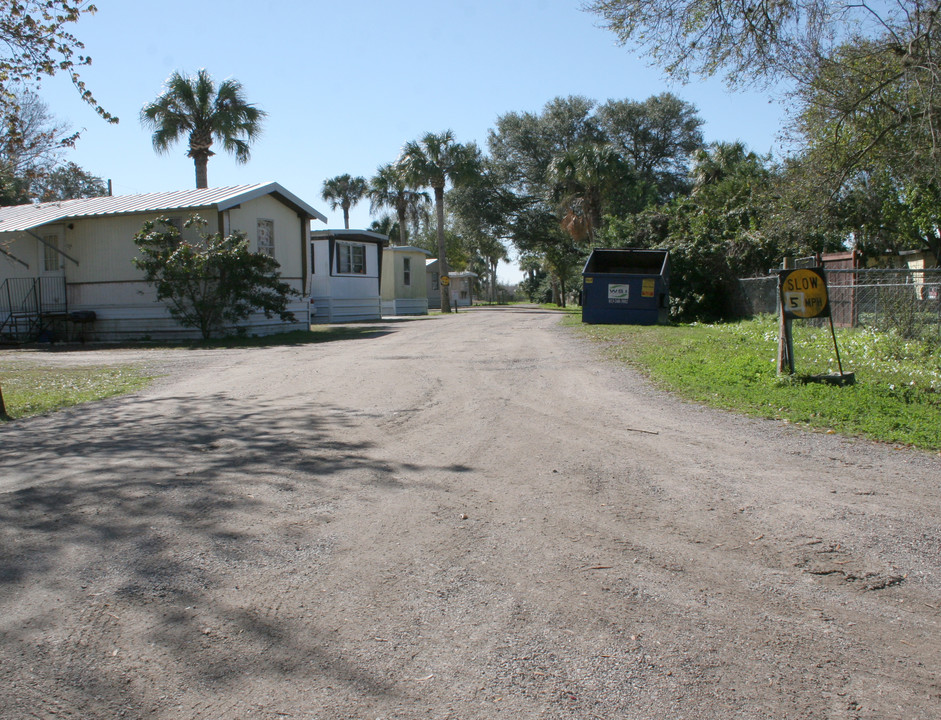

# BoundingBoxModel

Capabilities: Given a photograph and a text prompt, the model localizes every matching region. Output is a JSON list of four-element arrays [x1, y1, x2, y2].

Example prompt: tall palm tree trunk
[[194, 156, 209, 189], [434, 185, 451, 312], [396, 204, 408, 245], [189, 131, 214, 189]]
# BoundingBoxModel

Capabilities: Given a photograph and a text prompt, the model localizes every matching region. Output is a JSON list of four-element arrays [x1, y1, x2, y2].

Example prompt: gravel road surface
[[1, 307, 939, 719]]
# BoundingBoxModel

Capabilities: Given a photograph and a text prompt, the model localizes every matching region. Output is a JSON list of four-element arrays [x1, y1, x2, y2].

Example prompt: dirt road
[[1, 308, 939, 719]]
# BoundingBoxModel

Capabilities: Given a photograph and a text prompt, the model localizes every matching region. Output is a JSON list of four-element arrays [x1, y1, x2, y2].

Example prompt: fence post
[[777, 258, 794, 374]]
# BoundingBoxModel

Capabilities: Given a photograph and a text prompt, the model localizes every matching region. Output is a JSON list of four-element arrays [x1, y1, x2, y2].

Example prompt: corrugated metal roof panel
[[0, 182, 326, 232]]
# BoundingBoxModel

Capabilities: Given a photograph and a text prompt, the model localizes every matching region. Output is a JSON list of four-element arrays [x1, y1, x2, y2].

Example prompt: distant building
[[425, 258, 478, 309]]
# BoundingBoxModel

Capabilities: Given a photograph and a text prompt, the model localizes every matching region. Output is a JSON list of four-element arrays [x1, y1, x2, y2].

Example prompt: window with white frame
[[403, 257, 411, 286], [257, 219, 274, 256], [337, 242, 366, 274], [43, 234, 60, 272]]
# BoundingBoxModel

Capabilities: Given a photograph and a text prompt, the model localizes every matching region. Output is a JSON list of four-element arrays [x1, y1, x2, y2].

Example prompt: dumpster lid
[[583, 248, 669, 276]]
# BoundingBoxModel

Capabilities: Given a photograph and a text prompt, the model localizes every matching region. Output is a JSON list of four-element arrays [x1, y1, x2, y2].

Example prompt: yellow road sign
[[780, 268, 830, 319], [441, 276, 450, 286]]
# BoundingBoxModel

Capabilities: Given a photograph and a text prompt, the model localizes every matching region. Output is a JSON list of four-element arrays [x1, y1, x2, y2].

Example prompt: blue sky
[[36, 0, 788, 282]]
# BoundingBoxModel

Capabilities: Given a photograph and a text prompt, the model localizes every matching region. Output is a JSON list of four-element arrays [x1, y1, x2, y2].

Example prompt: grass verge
[[0, 365, 153, 421], [566, 313, 941, 451]]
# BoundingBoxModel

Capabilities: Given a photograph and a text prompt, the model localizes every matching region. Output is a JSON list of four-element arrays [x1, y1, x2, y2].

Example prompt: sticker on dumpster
[[608, 284, 630, 304], [642, 278, 656, 298]]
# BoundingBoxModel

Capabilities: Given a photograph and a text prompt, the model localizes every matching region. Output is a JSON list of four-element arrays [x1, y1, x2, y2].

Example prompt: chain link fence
[[738, 268, 941, 342]]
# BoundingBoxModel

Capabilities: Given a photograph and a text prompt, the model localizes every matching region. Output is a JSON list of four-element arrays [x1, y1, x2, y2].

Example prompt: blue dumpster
[[582, 248, 670, 325]]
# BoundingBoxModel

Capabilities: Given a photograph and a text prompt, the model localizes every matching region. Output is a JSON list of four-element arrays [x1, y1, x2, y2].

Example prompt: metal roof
[[0, 182, 326, 233]]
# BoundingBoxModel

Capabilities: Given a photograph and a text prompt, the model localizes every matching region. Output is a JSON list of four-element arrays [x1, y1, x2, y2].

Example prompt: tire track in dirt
[[2, 308, 940, 719]]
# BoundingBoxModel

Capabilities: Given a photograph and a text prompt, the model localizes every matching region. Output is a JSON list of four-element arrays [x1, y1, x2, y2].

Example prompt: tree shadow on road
[[0, 391, 469, 716]]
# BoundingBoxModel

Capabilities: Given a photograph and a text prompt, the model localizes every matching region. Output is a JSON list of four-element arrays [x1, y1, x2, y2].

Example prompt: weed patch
[[569, 314, 941, 451]]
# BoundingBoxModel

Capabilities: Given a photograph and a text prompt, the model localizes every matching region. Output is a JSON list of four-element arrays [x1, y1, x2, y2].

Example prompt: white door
[[39, 230, 67, 308]]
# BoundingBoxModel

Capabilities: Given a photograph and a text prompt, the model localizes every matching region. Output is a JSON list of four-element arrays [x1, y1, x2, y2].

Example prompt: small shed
[[448, 271, 478, 307], [582, 248, 669, 325], [381, 245, 431, 316], [425, 260, 477, 309]]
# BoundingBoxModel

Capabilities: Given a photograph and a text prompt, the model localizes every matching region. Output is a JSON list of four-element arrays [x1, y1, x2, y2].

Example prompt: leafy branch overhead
[[0, 0, 116, 122], [586, 1, 941, 188]]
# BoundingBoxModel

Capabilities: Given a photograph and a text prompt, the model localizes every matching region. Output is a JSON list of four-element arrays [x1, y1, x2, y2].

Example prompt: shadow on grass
[[27, 325, 403, 354]]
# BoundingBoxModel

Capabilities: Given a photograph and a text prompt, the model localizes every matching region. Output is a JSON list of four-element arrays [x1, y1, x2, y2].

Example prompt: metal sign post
[[778, 267, 854, 385]]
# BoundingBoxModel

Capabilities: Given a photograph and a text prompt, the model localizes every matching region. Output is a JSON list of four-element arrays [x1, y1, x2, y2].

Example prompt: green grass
[[0, 365, 153, 421], [567, 314, 941, 451], [536, 303, 581, 314]]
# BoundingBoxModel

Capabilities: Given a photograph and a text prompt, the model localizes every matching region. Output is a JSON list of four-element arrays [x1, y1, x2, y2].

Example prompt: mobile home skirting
[[310, 296, 381, 324]]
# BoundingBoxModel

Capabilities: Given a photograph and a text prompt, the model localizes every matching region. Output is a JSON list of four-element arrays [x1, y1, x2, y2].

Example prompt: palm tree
[[548, 143, 625, 243], [369, 215, 397, 238], [141, 69, 266, 189], [321, 174, 368, 229], [691, 141, 751, 190], [474, 234, 509, 303], [398, 130, 480, 312], [368, 163, 430, 245]]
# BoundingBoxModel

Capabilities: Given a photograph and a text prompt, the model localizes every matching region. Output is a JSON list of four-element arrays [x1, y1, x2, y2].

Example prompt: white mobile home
[[0, 182, 327, 340], [381, 246, 431, 316], [309, 229, 387, 323]]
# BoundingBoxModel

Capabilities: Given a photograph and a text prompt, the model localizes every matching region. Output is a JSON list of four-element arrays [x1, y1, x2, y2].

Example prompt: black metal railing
[[0, 276, 68, 340]]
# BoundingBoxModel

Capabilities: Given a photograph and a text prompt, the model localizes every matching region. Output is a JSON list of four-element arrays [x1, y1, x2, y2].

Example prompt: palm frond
[[140, 69, 265, 184]]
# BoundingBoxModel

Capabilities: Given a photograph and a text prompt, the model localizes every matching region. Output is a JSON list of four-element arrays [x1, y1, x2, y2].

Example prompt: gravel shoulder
[[1, 308, 939, 719]]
